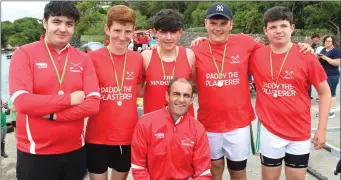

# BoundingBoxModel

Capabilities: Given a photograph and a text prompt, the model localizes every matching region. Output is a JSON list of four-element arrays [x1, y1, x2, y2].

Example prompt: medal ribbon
[[269, 43, 293, 87], [158, 47, 178, 79], [107, 46, 127, 98], [44, 38, 69, 92], [208, 43, 227, 79]]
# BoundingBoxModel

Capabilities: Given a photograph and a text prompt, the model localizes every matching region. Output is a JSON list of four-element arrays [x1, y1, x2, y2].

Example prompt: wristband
[[49, 113, 54, 120]]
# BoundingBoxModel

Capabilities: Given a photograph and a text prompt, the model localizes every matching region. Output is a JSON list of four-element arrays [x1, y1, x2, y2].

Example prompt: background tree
[[1, 17, 41, 47], [2, 1, 340, 48]]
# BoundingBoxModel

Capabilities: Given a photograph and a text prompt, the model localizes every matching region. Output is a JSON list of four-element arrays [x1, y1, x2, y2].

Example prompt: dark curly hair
[[44, 1, 80, 22], [153, 9, 182, 32], [264, 6, 293, 28]]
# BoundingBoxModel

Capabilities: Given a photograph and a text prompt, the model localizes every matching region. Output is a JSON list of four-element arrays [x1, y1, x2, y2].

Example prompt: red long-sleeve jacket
[[131, 107, 212, 180], [9, 37, 100, 155]]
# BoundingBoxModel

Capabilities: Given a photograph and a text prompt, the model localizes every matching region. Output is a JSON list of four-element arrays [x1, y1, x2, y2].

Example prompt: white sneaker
[[316, 112, 336, 118]]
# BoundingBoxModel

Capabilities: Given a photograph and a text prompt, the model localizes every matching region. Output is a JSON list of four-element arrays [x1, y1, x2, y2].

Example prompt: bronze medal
[[269, 43, 293, 99], [117, 101, 123, 107], [217, 80, 223, 87], [44, 39, 69, 95], [107, 46, 127, 107], [273, 93, 278, 98], [209, 43, 227, 88]]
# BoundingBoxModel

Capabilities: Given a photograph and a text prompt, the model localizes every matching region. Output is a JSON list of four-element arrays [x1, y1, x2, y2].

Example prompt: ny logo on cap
[[216, 5, 224, 11]]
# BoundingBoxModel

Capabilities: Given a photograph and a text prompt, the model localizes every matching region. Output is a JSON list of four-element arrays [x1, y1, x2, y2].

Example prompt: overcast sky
[[1, 1, 48, 22]]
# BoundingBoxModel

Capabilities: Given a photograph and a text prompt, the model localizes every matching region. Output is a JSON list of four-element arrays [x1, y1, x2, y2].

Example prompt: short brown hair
[[167, 78, 196, 96], [107, 5, 136, 28], [311, 33, 320, 39], [264, 6, 293, 28], [323, 35, 336, 46]]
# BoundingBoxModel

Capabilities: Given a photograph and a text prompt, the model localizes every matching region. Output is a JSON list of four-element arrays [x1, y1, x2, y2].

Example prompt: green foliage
[[81, 13, 106, 36], [294, 28, 334, 37], [304, 2, 341, 34], [135, 11, 151, 30], [190, 2, 210, 27], [228, 2, 263, 34], [1, 17, 41, 47], [2, 1, 339, 48], [8, 32, 29, 46]]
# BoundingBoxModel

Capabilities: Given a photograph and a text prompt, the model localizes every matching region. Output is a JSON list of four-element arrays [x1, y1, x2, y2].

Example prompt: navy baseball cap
[[206, 3, 233, 19]]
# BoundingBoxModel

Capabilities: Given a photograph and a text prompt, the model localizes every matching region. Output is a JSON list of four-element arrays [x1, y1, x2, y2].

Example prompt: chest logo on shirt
[[181, 135, 194, 147], [36, 63, 47, 68], [231, 55, 240, 64], [154, 133, 165, 139], [283, 70, 294, 80], [155, 133, 165, 139], [69, 62, 83, 73], [126, 72, 134, 80]]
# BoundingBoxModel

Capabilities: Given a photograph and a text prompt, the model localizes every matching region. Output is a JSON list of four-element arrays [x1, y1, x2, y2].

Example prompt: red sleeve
[[55, 55, 100, 121], [192, 124, 212, 180], [9, 47, 71, 116], [131, 121, 151, 180], [245, 34, 264, 53], [248, 52, 257, 75], [307, 54, 328, 88]]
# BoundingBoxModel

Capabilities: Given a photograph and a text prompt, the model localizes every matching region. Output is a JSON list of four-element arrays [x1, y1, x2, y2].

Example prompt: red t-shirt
[[85, 47, 143, 145], [249, 44, 327, 141], [191, 34, 263, 132], [144, 46, 194, 115]]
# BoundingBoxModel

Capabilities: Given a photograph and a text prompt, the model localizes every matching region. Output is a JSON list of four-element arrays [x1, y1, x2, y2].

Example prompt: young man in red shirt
[[190, 3, 263, 180], [131, 78, 212, 180], [141, 9, 196, 116], [84, 5, 143, 180], [9, 2, 100, 179], [249, 6, 331, 180]]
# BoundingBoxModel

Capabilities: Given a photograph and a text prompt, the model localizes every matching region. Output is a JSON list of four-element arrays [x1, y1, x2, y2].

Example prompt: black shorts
[[260, 153, 310, 168], [17, 147, 86, 180], [85, 143, 131, 174], [12, 121, 16, 128]]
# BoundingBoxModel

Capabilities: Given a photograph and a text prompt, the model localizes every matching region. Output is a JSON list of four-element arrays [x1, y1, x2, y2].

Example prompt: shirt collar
[[163, 106, 186, 125], [40, 34, 70, 54]]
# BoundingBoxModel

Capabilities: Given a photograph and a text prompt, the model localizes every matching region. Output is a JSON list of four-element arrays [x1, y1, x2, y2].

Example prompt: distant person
[[148, 30, 158, 48], [310, 33, 321, 52], [131, 78, 212, 180], [140, 33, 149, 51], [7, 98, 17, 134], [1, 100, 9, 158], [308, 33, 321, 99], [317, 35, 340, 118], [134, 33, 143, 51]]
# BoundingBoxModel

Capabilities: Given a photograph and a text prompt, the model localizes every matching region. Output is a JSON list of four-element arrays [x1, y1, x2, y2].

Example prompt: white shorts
[[207, 125, 252, 161], [260, 124, 310, 159]]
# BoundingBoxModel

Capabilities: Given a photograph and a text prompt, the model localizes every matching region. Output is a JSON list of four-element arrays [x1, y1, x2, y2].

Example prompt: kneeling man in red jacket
[[131, 78, 212, 180]]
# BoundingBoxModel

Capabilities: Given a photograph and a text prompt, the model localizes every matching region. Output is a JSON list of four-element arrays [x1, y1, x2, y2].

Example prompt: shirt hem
[[261, 122, 310, 141]]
